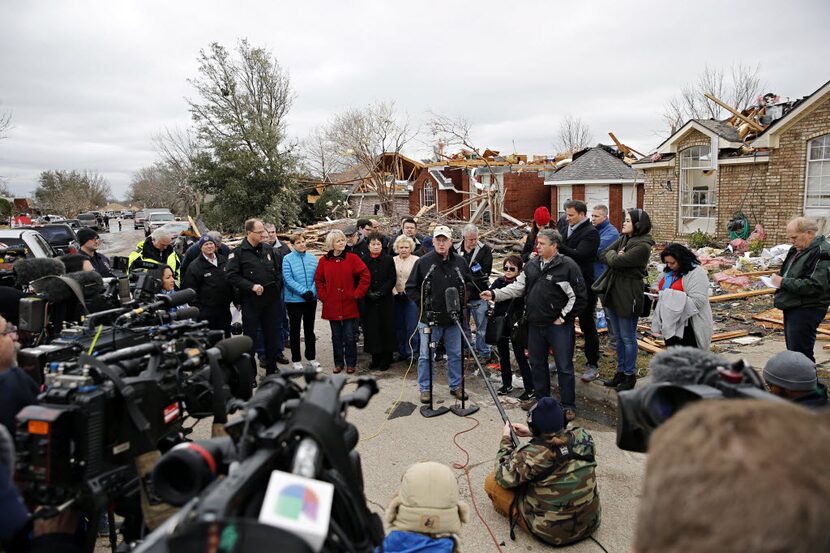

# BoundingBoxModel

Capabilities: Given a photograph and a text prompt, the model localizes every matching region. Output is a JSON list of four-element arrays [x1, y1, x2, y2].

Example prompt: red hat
[[534, 206, 551, 227]]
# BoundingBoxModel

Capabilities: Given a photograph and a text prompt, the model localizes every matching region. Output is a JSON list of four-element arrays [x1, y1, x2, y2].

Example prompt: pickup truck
[[144, 212, 176, 236]]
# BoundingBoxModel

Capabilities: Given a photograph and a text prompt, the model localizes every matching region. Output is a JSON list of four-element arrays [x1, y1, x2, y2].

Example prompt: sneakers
[[292, 362, 303, 371], [603, 371, 625, 388], [580, 364, 600, 383], [518, 390, 535, 402], [420, 390, 431, 404], [450, 388, 469, 401], [308, 360, 321, 370], [497, 385, 514, 396], [520, 397, 537, 411]]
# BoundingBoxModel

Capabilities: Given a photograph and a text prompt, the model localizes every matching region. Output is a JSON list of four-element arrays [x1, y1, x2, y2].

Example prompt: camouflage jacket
[[495, 427, 601, 546]]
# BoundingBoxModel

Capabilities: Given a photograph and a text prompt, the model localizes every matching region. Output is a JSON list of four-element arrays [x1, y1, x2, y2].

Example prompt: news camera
[[616, 349, 783, 453], [14, 329, 255, 513], [133, 371, 385, 553]]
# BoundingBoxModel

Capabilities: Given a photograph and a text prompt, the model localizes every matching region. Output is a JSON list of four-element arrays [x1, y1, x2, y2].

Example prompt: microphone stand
[[447, 303, 479, 417], [420, 277, 449, 419]]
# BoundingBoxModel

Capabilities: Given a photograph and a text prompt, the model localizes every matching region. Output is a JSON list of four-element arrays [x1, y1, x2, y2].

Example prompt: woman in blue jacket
[[283, 234, 320, 370]]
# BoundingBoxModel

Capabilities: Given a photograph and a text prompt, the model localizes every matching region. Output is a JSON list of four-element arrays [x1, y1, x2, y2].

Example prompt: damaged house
[[636, 79, 830, 243]]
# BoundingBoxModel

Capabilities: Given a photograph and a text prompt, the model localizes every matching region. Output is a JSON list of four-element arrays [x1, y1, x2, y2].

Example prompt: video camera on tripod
[[134, 371, 384, 553]]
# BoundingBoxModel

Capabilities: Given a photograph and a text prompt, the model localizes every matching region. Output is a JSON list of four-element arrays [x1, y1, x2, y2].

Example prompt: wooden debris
[[637, 339, 664, 354], [709, 288, 776, 303], [734, 269, 777, 277], [711, 330, 749, 342]]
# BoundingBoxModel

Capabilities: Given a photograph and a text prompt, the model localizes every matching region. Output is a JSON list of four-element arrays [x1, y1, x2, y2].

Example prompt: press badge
[[471, 262, 481, 273]]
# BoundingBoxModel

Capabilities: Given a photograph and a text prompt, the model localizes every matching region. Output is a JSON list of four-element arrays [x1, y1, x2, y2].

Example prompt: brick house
[[407, 162, 551, 223], [546, 145, 644, 230], [635, 79, 830, 244]]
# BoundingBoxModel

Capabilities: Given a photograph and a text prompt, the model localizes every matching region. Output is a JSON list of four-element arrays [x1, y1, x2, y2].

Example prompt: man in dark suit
[[557, 200, 601, 381]]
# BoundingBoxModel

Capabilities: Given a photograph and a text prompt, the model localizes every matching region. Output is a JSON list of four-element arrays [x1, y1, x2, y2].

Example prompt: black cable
[[590, 536, 610, 553]]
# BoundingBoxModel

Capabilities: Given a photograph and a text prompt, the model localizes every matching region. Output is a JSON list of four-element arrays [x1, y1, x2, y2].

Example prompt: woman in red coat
[[315, 229, 370, 374]]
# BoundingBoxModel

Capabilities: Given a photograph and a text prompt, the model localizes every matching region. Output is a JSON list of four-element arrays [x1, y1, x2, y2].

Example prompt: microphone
[[215, 335, 253, 363], [119, 289, 197, 321], [169, 306, 200, 321], [14, 257, 65, 287], [423, 263, 437, 281], [445, 287, 461, 314], [66, 270, 105, 298], [649, 347, 729, 385]]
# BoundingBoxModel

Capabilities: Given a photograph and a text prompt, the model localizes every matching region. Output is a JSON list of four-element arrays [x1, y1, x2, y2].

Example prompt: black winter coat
[[557, 219, 600, 286], [363, 254, 396, 354], [405, 250, 475, 327], [455, 241, 493, 296], [225, 239, 283, 303], [182, 254, 235, 310]]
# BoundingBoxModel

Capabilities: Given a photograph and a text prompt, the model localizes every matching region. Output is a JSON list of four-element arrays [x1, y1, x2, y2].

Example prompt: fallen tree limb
[[709, 288, 776, 303]]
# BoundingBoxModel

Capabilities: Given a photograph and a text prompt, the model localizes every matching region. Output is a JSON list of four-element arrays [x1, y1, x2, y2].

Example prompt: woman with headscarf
[[651, 242, 713, 349], [599, 208, 654, 391]]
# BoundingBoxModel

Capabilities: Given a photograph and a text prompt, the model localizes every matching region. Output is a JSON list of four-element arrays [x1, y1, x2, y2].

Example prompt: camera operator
[[405, 225, 475, 404], [762, 350, 828, 408], [0, 314, 37, 434], [634, 400, 830, 553], [77, 227, 114, 278], [484, 396, 600, 546]]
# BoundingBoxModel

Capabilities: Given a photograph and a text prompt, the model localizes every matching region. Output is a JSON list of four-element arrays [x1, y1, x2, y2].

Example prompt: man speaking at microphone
[[481, 229, 586, 417], [405, 225, 474, 404]]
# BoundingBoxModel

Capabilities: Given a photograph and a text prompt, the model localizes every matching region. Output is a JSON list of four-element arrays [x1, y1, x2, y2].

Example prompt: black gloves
[[301, 291, 314, 302]]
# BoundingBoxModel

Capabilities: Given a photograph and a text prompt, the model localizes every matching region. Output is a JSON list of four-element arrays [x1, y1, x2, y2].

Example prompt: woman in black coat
[[362, 232, 396, 370]]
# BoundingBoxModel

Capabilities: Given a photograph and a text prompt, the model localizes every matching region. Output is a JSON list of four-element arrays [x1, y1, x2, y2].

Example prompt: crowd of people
[[1, 204, 829, 553]]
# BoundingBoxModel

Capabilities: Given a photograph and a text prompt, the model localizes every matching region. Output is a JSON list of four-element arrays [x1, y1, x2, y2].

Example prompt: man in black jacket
[[182, 235, 235, 336], [481, 229, 586, 416], [77, 227, 114, 278], [226, 219, 286, 375], [406, 225, 475, 404], [557, 200, 601, 382]]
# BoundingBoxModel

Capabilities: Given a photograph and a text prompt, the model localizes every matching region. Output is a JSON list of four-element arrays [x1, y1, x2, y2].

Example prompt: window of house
[[557, 184, 572, 219], [805, 134, 830, 210], [422, 180, 434, 207], [679, 145, 717, 234]]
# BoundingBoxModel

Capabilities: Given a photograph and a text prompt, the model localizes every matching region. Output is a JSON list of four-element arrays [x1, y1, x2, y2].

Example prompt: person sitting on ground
[[484, 396, 601, 546], [763, 350, 828, 408], [633, 400, 830, 553], [381, 461, 468, 553]]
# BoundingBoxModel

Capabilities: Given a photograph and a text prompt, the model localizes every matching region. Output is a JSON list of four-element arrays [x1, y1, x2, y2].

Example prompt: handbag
[[591, 268, 613, 299], [640, 283, 654, 318], [510, 315, 528, 349], [485, 298, 513, 345]]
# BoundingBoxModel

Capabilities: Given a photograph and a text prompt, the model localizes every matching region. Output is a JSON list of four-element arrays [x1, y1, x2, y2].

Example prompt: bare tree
[[154, 127, 203, 216], [34, 170, 111, 217], [664, 62, 763, 130], [556, 115, 593, 155], [0, 109, 10, 141], [325, 101, 415, 216], [301, 126, 348, 181], [128, 165, 178, 210]]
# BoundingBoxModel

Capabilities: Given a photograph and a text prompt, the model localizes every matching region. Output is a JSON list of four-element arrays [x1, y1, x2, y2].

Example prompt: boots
[[603, 371, 625, 388], [616, 373, 637, 391]]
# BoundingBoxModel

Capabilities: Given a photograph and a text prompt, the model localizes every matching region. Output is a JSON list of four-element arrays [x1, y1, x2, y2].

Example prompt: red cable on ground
[[451, 415, 505, 553]]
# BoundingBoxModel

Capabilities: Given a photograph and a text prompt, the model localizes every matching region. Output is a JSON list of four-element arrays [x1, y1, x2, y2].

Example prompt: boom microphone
[[649, 347, 729, 385], [216, 335, 253, 364], [118, 289, 197, 321], [66, 270, 105, 298], [445, 287, 461, 313], [169, 306, 200, 321], [14, 257, 65, 287]]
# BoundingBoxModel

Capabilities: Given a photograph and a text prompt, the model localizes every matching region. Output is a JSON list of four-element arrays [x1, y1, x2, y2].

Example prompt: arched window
[[679, 145, 717, 234], [805, 134, 830, 210], [422, 180, 434, 207]]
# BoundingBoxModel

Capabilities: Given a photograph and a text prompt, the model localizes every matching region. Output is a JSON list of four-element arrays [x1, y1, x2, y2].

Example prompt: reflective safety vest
[[127, 240, 181, 284]]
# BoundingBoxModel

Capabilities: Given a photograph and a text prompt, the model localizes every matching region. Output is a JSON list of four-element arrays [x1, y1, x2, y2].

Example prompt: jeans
[[287, 302, 316, 362], [329, 318, 358, 368], [394, 296, 420, 358], [606, 307, 638, 376], [527, 322, 576, 408], [497, 336, 533, 391], [463, 299, 491, 356], [783, 306, 828, 362], [418, 322, 462, 392]]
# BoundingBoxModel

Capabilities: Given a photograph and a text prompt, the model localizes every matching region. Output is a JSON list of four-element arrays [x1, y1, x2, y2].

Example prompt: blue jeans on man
[[329, 318, 358, 368], [417, 322, 461, 392], [463, 299, 491, 357], [527, 322, 576, 409]]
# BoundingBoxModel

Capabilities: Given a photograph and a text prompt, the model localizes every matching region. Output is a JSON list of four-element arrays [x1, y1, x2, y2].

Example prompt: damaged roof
[[694, 119, 742, 142], [548, 145, 639, 183]]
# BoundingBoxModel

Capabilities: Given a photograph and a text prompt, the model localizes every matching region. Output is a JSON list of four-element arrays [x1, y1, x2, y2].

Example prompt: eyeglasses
[[1, 322, 17, 337], [503, 266, 518, 272]]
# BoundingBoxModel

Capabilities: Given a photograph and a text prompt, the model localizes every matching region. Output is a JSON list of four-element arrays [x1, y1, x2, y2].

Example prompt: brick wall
[[349, 194, 410, 218], [502, 172, 549, 221], [642, 166, 677, 242]]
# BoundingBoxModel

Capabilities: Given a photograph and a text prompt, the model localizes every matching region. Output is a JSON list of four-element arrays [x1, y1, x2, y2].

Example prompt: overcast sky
[[1, 0, 828, 200]]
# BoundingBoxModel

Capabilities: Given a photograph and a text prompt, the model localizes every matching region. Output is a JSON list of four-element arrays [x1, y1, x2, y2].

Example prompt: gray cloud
[[1, 0, 828, 199]]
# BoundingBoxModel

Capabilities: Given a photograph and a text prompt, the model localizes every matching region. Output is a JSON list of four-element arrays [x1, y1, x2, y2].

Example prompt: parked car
[[144, 212, 176, 236], [0, 229, 58, 260], [76, 212, 101, 231], [134, 211, 146, 230], [64, 219, 82, 230], [30, 223, 80, 255], [121, 210, 134, 219]]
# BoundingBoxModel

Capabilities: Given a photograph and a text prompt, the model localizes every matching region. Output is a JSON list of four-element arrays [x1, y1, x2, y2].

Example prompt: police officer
[[226, 219, 285, 375]]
